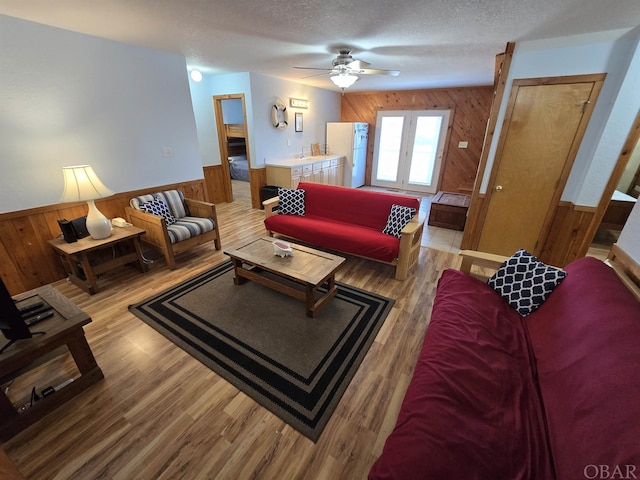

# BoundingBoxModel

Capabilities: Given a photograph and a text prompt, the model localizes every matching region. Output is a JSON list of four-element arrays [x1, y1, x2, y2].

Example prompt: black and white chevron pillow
[[383, 204, 417, 238], [278, 188, 305, 216], [488, 249, 567, 316], [139, 199, 177, 226]]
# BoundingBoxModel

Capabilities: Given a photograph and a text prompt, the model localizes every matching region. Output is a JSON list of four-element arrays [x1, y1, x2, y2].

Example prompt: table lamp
[[60, 165, 115, 240]]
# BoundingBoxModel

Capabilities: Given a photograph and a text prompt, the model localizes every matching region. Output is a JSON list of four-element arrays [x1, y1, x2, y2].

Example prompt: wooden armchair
[[125, 190, 221, 270]]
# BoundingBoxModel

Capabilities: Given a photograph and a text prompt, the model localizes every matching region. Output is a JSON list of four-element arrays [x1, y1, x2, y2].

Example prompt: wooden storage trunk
[[428, 191, 470, 231]]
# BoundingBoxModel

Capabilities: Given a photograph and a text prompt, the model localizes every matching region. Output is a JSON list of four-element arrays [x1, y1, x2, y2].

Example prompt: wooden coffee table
[[224, 237, 346, 318]]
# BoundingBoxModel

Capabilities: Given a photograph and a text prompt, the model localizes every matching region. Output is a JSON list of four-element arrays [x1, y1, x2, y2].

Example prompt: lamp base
[[86, 200, 112, 240]]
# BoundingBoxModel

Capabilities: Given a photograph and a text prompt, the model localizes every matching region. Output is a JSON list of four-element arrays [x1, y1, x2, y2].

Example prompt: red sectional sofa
[[263, 182, 425, 280], [370, 253, 640, 480]]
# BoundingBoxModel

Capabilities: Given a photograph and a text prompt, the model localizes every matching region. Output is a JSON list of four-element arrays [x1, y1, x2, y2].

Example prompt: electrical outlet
[[162, 147, 173, 157]]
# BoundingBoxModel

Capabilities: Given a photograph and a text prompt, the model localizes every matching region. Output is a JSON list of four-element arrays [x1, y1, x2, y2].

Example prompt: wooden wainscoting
[[203, 165, 228, 204], [203, 165, 266, 209], [460, 193, 486, 250], [340, 86, 494, 193], [463, 197, 597, 267], [540, 202, 596, 266], [0, 179, 209, 295], [249, 167, 267, 209]]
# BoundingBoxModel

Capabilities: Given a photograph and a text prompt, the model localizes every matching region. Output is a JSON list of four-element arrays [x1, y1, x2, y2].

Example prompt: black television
[[0, 278, 36, 354]]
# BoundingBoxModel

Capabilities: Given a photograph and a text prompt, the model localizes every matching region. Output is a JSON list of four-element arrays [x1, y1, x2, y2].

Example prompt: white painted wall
[[189, 72, 254, 167], [188, 71, 341, 170], [0, 15, 203, 213], [247, 73, 341, 167], [480, 27, 640, 207]]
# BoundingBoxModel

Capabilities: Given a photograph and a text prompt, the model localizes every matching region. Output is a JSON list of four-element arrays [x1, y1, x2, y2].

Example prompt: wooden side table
[[0, 286, 103, 441], [48, 226, 147, 294]]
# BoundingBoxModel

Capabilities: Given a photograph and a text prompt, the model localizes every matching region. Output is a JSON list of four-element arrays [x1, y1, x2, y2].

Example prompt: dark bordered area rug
[[128, 260, 393, 441]]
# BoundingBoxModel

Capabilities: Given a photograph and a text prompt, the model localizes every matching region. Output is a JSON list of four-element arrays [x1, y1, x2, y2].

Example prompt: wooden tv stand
[[0, 286, 103, 441]]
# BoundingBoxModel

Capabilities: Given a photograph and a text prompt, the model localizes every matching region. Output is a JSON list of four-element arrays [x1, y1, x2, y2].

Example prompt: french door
[[372, 110, 450, 193]]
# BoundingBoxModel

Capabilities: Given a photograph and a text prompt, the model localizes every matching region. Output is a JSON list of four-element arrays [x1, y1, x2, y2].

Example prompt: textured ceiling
[[1, 0, 639, 92]]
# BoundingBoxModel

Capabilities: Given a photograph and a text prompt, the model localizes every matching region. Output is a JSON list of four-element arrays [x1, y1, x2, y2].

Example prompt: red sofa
[[369, 254, 640, 480], [263, 182, 425, 280]]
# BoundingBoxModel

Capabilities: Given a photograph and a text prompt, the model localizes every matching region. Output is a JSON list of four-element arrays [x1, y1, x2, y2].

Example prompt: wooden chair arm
[[459, 250, 508, 274], [396, 211, 426, 280], [125, 206, 169, 247], [263, 196, 279, 219], [184, 198, 217, 219], [401, 210, 426, 236]]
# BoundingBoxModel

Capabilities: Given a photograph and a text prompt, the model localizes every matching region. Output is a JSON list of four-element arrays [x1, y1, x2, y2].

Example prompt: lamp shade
[[330, 73, 359, 89], [60, 165, 114, 240], [60, 165, 114, 202]]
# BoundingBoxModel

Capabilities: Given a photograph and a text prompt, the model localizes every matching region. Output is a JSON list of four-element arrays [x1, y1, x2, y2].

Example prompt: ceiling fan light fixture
[[330, 73, 359, 89]]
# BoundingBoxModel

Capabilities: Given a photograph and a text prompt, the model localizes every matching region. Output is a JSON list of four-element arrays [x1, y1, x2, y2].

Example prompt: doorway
[[589, 111, 640, 259], [372, 110, 451, 193], [475, 75, 605, 256], [213, 94, 251, 204]]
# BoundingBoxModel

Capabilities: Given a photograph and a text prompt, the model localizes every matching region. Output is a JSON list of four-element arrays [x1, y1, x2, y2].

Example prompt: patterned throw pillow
[[488, 249, 567, 316], [383, 204, 417, 238], [278, 188, 305, 216], [139, 199, 177, 226]]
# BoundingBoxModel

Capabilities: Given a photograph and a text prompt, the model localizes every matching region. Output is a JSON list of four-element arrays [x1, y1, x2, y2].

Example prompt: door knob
[[495, 185, 503, 192]]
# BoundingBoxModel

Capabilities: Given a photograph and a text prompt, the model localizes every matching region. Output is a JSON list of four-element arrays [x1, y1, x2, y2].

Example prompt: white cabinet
[[266, 156, 345, 189]]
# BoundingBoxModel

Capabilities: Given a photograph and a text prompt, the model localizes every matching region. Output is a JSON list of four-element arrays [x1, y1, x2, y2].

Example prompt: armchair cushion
[[131, 190, 188, 219], [167, 217, 216, 244], [130, 189, 216, 244]]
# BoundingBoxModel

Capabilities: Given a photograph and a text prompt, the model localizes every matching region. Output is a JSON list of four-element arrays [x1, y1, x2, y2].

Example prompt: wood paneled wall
[[340, 86, 494, 193], [0, 179, 209, 295]]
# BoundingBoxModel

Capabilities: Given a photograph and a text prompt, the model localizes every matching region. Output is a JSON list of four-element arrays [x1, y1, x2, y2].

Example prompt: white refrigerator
[[326, 122, 368, 188]]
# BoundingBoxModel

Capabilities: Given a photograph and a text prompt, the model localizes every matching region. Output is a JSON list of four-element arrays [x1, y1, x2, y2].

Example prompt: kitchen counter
[[265, 155, 345, 189], [265, 155, 343, 168]]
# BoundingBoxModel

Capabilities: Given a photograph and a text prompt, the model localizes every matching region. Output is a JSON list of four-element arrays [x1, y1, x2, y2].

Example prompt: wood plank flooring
[[2, 182, 462, 480]]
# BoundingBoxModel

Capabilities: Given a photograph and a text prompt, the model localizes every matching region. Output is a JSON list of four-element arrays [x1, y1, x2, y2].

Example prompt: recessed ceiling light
[[190, 70, 203, 82]]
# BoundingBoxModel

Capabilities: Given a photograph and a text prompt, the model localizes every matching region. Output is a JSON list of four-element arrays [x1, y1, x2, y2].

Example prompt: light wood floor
[[3, 182, 462, 479], [3, 180, 614, 479]]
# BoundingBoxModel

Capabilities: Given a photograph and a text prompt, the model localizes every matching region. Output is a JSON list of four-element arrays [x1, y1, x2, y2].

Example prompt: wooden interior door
[[213, 94, 250, 204], [477, 76, 603, 256]]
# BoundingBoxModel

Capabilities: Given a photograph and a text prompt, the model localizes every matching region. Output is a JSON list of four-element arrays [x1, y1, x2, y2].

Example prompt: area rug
[[128, 260, 394, 441]]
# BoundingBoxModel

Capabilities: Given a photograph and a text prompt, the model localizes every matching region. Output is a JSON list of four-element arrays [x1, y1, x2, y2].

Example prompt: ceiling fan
[[294, 49, 400, 90]]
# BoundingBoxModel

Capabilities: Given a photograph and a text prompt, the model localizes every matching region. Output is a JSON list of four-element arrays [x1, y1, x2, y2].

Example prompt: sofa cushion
[[488, 249, 567, 316], [264, 215, 401, 262], [382, 204, 417, 238], [524, 256, 640, 480], [370, 269, 553, 479], [139, 199, 177, 226], [298, 182, 420, 231], [278, 188, 305, 216]]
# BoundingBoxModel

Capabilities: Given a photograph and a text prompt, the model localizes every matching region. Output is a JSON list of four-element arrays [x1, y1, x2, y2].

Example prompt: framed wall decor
[[295, 112, 303, 132]]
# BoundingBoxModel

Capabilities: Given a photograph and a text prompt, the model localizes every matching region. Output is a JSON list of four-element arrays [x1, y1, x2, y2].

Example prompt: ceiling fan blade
[[301, 72, 332, 79], [347, 59, 371, 69], [293, 66, 332, 71], [354, 68, 400, 76]]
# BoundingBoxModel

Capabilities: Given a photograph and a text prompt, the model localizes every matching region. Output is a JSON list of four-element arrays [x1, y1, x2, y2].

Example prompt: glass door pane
[[372, 109, 450, 193], [408, 116, 442, 187], [376, 116, 405, 182]]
